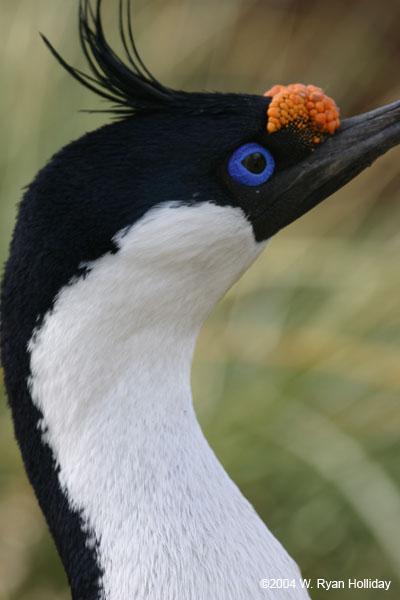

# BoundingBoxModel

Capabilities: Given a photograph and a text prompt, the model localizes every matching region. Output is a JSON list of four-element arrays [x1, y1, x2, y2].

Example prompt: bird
[[1, 1, 399, 599]]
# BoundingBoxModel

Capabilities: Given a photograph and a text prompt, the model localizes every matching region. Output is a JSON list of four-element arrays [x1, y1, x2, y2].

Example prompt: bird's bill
[[254, 99, 400, 240]]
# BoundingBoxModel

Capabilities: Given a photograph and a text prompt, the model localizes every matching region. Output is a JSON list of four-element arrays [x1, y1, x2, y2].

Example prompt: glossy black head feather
[[41, 0, 178, 114], [41, 0, 268, 119]]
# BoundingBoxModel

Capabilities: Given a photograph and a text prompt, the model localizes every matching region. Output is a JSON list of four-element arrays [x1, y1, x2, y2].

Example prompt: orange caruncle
[[264, 84, 340, 148]]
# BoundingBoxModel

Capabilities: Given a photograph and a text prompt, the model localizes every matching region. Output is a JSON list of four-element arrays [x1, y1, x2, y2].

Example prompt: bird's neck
[[28, 203, 305, 599]]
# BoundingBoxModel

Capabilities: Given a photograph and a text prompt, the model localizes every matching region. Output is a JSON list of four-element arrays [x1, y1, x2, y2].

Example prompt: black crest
[[41, 0, 266, 118], [41, 0, 179, 115]]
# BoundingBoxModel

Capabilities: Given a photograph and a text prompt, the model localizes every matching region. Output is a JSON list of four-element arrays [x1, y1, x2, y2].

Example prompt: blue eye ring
[[227, 142, 275, 187]]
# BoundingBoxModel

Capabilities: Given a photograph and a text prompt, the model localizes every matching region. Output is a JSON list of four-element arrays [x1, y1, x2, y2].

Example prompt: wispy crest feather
[[41, 0, 176, 114]]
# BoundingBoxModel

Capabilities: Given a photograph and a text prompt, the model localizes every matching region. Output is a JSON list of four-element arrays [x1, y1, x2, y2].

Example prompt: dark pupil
[[241, 152, 266, 174]]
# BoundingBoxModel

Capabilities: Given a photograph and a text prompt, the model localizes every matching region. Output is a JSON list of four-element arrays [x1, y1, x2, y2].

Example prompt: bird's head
[[0, 5, 399, 594], [6, 0, 400, 333]]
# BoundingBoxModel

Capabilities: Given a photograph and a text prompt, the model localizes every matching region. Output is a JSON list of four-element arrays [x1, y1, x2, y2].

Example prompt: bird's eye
[[227, 143, 275, 187]]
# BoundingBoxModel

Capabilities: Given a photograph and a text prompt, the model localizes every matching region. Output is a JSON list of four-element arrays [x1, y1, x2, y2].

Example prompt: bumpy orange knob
[[264, 83, 340, 148]]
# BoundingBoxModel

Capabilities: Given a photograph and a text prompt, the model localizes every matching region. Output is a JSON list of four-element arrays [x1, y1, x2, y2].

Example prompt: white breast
[[28, 201, 310, 599]]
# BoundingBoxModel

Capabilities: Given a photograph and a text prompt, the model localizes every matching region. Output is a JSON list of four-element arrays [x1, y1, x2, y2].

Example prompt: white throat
[[29, 202, 309, 599]]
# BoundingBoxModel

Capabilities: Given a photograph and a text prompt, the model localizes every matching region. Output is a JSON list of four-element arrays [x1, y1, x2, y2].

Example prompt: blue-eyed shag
[[1, 1, 400, 599]]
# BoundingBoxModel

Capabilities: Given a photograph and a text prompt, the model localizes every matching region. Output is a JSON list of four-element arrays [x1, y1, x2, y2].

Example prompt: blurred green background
[[1, 0, 400, 598]]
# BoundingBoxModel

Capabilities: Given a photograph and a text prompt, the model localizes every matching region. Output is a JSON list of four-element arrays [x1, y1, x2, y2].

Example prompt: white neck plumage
[[28, 202, 309, 599]]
